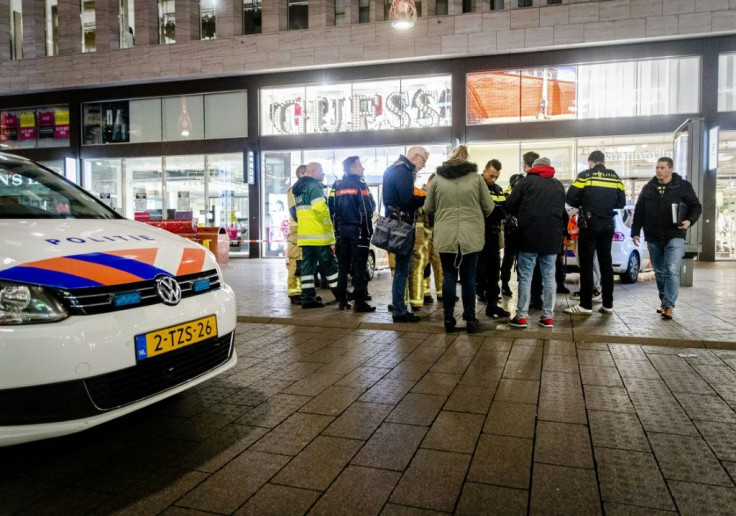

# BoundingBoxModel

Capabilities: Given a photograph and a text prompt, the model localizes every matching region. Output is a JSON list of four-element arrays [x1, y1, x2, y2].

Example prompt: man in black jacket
[[631, 157, 702, 320], [332, 156, 376, 313], [565, 150, 626, 315], [505, 157, 566, 329], [383, 146, 428, 323], [478, 159, 511, 319]]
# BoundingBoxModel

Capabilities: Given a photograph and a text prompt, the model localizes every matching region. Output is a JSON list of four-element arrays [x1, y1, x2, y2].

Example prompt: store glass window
[[0, 105, 70, 149], [165, 155, 206, 225], [9, 0, 23, 60], [159, 0, 175, 44], [82, 101, 131, 144], [83, 159, 123, 214], [119, 0, 135, 48], [45, 0, 58, 56], [243, 0, 261, 34], [577, 134, 673, 203], [468, 57, 700, 125], [204, 92, 248, 139], [359, 0, 370, 22], [518, 0, 532, 6], [207, 154, 249, 255], [719, 53, 736, 112], [163, 95, 204, 141], [200, 0, 216, 39], [288, 0, 308, 30], [463, 0, 474, 13], [129, 98, 162, 143], [716, 131, 736, 259], [490, 0, 504, 10], [81, 0, 96, 53], [261, 75, 452, 136], [261, 145, 450, 257], [122, 157, 163, 220]]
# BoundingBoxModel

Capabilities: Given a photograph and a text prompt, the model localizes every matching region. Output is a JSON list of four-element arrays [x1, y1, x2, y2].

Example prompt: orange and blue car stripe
[[0, 248, 206, 289]]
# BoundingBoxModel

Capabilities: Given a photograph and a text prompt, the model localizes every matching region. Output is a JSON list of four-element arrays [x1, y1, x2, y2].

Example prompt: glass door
[[207, 153, 249, 256]]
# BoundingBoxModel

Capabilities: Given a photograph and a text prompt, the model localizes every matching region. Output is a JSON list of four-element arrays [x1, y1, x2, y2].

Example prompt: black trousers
[[500, 233, 517, 286], [478, 231, 501, 303], [577, 217, 615, 309], [336, 225, 370, 303]]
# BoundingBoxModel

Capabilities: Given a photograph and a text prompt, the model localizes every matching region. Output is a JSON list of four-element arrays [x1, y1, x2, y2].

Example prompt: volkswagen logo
[[155, 275, 182, 306]]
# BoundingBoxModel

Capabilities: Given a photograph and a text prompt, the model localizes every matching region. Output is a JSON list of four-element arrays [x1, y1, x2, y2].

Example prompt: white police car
[[0, 153, 237, 446]]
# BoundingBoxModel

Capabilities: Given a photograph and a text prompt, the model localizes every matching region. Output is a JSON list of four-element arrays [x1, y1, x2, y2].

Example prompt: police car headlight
[[0, 281, 68, 325]]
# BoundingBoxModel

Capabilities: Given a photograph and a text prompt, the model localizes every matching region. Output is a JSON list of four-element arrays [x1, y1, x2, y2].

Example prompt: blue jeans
[[392, 233, 415, 317], [647, 238, 685, 308], [440, 251, 480, 322], [517, 252, 556, 319]]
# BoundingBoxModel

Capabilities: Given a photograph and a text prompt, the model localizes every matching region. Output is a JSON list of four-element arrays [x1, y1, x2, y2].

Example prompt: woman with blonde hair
[[425, 145, 494, 333]]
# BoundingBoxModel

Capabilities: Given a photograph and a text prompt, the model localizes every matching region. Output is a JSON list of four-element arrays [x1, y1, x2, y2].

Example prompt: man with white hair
[[382, 146, 429, 323]]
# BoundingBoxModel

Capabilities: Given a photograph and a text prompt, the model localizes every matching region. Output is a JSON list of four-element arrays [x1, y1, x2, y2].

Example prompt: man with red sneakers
[[504, 157, 566, 328]]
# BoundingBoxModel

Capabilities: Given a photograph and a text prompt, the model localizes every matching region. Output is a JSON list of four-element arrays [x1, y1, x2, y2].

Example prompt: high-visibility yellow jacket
[[290, 177, 336, 246]]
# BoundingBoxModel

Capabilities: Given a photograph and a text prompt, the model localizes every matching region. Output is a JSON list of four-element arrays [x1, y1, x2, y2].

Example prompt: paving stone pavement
[[2, 323, 736, 515], [223, 260, 736, 350]]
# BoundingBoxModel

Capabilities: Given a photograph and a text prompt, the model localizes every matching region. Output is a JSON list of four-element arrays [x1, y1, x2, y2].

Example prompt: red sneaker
[[538, 317, 554, 328], [509, 316, 528, 328]]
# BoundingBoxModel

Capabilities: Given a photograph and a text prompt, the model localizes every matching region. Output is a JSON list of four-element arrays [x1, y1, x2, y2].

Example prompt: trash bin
[[680, 257, 694, 287], [197, 227, 229, 268]]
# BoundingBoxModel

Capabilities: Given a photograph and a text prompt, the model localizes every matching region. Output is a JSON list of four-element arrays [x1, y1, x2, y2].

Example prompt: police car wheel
[[619, 252, 639, 284], [366, 252, 375, 281]]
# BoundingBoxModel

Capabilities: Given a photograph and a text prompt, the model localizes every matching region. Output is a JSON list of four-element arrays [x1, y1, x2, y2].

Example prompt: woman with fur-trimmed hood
[[425, 145, 494, 334]]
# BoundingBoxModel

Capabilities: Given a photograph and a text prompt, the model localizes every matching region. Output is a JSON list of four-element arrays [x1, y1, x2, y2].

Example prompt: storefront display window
[[165, 155, 205, 226], [83, 159, 123, 214], [719, 53, 736, 112], [260, 144, 450, 258], [125, 157, 163, 219], [0, 105, 70, 149], [208, 154, 249, 255], [261, 75, 452, 136], [83, 92, 246, 145], [716, 131, 736, 260], [467, 57, 700, 125], [204, 92, 248, 139]]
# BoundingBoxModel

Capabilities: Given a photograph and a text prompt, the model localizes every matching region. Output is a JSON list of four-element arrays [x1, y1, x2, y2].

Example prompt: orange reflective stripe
[[177, 248, 206, 275], [26, 257, 143, 286], [105, 248, 158, 265]]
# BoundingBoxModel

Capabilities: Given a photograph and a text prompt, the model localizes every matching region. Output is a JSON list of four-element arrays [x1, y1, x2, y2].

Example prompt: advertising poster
[[38, 111, 55, 139], [0, 112, 19, 141], [54, 109, 70, 139], [177, 191, 191, 211], [267, 193, 288, 254], [19, 111, 36, 141], [135, 191, 147, 211]]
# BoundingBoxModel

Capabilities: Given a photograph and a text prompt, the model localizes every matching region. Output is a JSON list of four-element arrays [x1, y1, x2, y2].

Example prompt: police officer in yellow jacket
[[564, 150, 626, 315], [286, 164, 306, 304], [290, 162, 340, 309]]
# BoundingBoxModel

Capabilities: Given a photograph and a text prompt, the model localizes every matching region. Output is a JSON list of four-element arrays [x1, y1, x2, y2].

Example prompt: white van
[[0, 153, 237, 446]]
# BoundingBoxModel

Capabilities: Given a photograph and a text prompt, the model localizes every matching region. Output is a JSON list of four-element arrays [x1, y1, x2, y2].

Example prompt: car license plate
[[134, 315, 217, 360]]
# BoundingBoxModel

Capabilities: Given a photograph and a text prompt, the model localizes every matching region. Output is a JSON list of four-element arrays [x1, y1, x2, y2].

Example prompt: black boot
[[501, 283, 512, 297], [338, 301, 352, 310], [354, 301, 376, 313], [444, 318, 458, 333], [302, 299, 325, 309], [486, 305, 510, 318], [466, 317, 480, 334], [289, 296, 301, 305]]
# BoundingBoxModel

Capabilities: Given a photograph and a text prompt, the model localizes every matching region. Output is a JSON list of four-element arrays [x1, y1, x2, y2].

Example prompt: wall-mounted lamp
[[389, 0, 417, 30]]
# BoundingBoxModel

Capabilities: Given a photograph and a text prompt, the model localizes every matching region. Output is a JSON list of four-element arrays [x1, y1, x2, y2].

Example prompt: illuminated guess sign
[[261, 76, 452, 136]]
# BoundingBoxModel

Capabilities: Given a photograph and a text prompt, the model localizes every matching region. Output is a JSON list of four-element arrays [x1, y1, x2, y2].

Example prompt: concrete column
[[135, 0, 157, 46], [262, 0, 286, 32], [58, 0, 81, 55], [23, 0, 43, 59], [232, 0, 243, 36]]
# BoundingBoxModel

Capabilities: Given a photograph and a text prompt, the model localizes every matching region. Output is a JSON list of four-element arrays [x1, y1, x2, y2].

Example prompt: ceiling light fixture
[[389, 0, 417, 30]]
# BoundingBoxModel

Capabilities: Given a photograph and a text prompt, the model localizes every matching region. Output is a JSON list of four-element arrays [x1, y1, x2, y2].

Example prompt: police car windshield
[[0, 157, 120, 220]]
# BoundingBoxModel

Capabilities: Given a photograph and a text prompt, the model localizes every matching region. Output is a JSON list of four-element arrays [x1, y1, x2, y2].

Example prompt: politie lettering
[[45, 234, 156, 245]]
